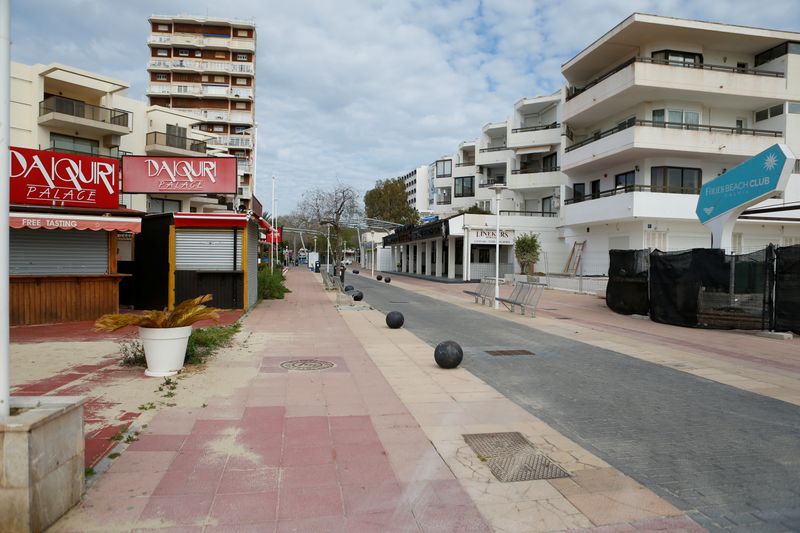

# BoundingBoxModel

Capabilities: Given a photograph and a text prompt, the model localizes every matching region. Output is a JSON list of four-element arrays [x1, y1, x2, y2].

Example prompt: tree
[[458, 204, 491, 215], [515, 233, 542, 275], [364, 177, 418, 225], [296, 183, 360, 267]]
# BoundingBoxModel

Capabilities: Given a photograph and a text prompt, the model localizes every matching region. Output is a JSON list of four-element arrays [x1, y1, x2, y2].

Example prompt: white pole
[[494, 189, 500, 310], [373, 235, 377, 277], [326, 226, 331, 273], [270, 176, 275, 272], [0, 0, 10, 417]]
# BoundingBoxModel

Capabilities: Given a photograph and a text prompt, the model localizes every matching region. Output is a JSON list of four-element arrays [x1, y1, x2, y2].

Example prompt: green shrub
[[185, 322, 242, 365], [258, 268, 288, 300]]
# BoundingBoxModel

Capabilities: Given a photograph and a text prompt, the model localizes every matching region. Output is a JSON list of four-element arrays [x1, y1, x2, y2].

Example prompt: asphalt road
[[347, 273, 800, 532]]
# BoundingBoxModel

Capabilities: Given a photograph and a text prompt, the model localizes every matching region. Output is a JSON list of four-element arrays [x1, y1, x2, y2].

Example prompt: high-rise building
[[146, 14, 257, 211]]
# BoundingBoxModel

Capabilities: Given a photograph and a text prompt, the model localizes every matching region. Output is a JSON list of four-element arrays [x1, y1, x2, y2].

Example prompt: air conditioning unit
[[103, 134, 121, 148]]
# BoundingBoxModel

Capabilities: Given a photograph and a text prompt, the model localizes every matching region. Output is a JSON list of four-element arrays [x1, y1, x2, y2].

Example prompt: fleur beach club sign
[[10, 146, 120, 209], [122, 156, 237, 194]]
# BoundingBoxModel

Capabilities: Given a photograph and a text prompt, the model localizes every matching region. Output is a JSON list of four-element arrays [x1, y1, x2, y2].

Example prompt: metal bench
[[496, 281, 546, 317], [463, 278, 496, 305]]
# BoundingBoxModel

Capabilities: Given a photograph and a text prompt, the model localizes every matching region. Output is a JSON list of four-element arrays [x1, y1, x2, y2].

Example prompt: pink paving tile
[[242, 406, 286, 421], [132, 527, 203, 533], [218, 467, 280, 494], [153, 463, 224, 495], [341, 482, 406, 515], [168, 449, 228, 471], [144, 411, 199, 435], [333, 442, 388, 463], [225, 446, 282, 470], [90, 471, 165, 500], [195, 404, 246, 420], [415, 504, 491, 533], [283, 429, 332, 449], [278, 486, 344, 520], [282, 463, 339, 489], [346, 509, 422, 533], [181, 432, 237, 451], [110, 451, 178, 474], [138, 494, 214, 526], [190, 419, 240, 434], [281, 445, 335, 466], [237, 427, 284, 452], [337, 457, 397, 486], [331, 427, 381, 445], [284, 416, 329, 434], [127, 434, 187, 452], [275, 516, 347, 533], [209, 491, 279, 525], [204, 524, 277, 533]]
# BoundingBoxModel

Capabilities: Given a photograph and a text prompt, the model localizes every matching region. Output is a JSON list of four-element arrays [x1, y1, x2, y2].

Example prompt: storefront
[[9, 147, 142, 325], [134, 212, 266, 311]]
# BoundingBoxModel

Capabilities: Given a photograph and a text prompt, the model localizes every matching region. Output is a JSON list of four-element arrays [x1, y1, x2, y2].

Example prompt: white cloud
[[11, 0, 799, 211]]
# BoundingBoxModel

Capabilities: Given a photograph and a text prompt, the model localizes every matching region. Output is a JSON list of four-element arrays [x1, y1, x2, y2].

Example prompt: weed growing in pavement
[[108, 453, 120, 459], [162, 391, 176, 398], [85, 467, 95, 477], [119, 339, 146, 367], [138, 402, 156, 411], [185, 322, 242, 364], [109, 429, 125, 442], [124, 434, 138, 444]]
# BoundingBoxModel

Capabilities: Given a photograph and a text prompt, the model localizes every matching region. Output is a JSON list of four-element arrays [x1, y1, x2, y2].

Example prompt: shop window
[[478, 249, 490, 263]]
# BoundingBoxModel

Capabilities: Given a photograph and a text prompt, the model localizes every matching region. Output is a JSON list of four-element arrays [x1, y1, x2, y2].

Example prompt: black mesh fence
[[606, 249, 649, 315], [775, 244, 800, 334], [609, 245, 793, 331]]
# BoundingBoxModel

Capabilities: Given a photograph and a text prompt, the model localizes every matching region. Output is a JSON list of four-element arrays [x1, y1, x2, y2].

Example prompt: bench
[[463, 278, 498, 306], [496, 281, 546, 317]]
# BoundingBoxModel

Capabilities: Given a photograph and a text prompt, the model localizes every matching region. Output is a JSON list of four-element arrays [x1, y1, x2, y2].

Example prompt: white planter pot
[[139, 326, 192, 377]]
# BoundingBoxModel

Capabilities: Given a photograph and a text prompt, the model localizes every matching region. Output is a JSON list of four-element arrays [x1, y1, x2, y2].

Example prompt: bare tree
[[296, 183, 360, 267]]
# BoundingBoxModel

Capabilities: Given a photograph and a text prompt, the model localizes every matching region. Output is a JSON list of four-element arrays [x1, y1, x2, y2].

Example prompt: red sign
[[265, 227, 282, 243], [122, 156, 237, 194], [10, 212, 141, 233], [10, 147, 120, 209]]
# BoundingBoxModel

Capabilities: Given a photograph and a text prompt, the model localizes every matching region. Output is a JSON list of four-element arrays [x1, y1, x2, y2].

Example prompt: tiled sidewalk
[[52, 269, 490, 532]]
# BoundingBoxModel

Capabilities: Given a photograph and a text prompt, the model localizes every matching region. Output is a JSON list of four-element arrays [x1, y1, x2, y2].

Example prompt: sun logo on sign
[[763, 152, 778, 171]]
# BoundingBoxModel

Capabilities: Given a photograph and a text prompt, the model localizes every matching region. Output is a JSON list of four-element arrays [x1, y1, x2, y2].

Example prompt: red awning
[[10, 212, 142, 233], [173, 212, 250, 228]]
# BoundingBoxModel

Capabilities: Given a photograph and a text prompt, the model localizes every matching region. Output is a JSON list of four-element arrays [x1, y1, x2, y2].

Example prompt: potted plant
[[514, 233, 542, 282], [95, 294, 219, 377]]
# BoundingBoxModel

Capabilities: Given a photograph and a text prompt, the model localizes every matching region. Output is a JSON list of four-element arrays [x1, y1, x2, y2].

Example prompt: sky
[[10, 0, 800, 213]]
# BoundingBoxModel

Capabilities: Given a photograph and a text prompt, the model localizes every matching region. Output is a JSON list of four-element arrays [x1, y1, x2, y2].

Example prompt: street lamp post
[[488, 183, 507, 310]]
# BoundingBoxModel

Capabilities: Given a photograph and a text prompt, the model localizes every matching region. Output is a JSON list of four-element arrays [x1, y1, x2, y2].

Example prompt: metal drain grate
[[279, 359, 336, 371], [463, 432, 569, 482], [486, 349, 535, 356]]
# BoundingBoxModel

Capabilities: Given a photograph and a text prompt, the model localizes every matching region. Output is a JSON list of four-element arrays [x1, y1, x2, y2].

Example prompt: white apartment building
[[146, 14, 257, 211], [560, 13, 800, 273], [397, 14, 800, 279], [401, 165, 430, 212]]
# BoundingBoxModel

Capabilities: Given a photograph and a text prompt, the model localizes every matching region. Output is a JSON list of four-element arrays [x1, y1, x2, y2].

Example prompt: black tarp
[[775, 244, 800, 334], [606, 249, 649, 315]]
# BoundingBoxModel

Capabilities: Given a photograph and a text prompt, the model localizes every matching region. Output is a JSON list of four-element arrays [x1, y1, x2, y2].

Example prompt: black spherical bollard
[[376, 275, 383, 281], [352, 290, 364, 302], [434, 341, 463, 369], [384, 277, 391, 283], [385, 311, 404, 329], [353, 270, 359, 274], [344, 285, 354, 292]]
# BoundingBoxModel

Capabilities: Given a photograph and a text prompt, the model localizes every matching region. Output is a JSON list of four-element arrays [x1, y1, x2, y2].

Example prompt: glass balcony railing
[[564, 184, 701, 205], [146, 132, 207, 153], [39, 96, 131, 128]]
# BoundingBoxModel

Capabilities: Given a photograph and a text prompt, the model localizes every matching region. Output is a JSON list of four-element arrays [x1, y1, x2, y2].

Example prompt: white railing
[[147, 59, 171, 69], [202, 85, 229, 97], [147, 84, 171, 94], [229, 87, 253, 99], [147, 35, 172, 44], [172, 84, 202, 95], [238, 186, 251, 197], [212, 135, 253, 148], [202, 61, 230, 72], [204, 110, 229, 121], [230, 63, 254, 74], [229, 111, 254, 123], [237, 161, 253, 174], [172, 59, 202, 69]]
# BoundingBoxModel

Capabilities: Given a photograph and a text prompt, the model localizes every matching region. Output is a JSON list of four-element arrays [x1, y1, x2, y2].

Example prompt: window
[[157, 24, 169, 31], [201, 75, 209, 82], [454, 177, 474, 198], [194, 50, 202, 57], [591, 179, 601, 199], [651, 49, 703, 65], [215, 51, 226, 58], [617, 116, 635, 130], [737, 62, 748, 72], [213, 75, 225, 83], [478, 249, 490, 263], [615, 171, 635, 190], [155, 73, 168, 81], [236, 77, 247, 85], [178, 49, 189, 57], [541, 196, 554, 215], [236, 53, 249, 61], [235, 102, 247, 110], [653, 108, 699, 127], [736, 117, 746, 130], [156, 48, 168, 57], [212, 125, 225, 132], [234, 126, 247, 134], [651, 166, 702, 193], [542, 152, 558, 171], [755, 41, 800, 67], [50, 133, 99, 156], [573, 183, 585, 203], [652, 109, 665, 125], [789, 103, 800, 114], [755, 104, 784, 122], [148, 198, 181, 214], [435, 159, 452, 178], [237, 29, 248, 37]]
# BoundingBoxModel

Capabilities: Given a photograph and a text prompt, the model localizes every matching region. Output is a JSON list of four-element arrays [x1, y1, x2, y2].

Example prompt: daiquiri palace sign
[[121, 155, 237, 194]]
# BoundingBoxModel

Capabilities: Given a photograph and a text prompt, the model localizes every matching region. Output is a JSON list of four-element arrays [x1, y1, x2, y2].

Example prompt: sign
[[470, 229, 514, 245], [9, 212, 141, 233], [264, 227, 283, 244], [122, 156, 237, 194], [10, 147, 120, 209], [695, 144, 795, 249]]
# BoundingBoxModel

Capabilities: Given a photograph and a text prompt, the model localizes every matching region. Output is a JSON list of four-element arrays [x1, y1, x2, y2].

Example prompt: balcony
[[564, 57, 787, 126], [563, 119, 782, 173], [237, 160, 253, 174], [453, 163, 475, 178], [201, 85, 230, 97], [238, 186, 251, 198], [147, 84, 171, 95], [147, 33, 256, 53], [229, 87, 254, 99], [230, 63, 255, 75], [479, 178, 506, 188], [147, 59, 172, 70], [561, 184, 700, 226], [145, 131, 207, 156], [500, 210, 558, 218], [211, 134, 253, 148], [38, 96, 131, 136], [46, 140, 131, 159], [436, 198, 452, 205], [229, 111, 254, 124], [507, 168, 564, 190], [475, 146, 512, 166], [172, 84, 203, 96], [171, 59, 202, 70], [508, 122, 561, 150]]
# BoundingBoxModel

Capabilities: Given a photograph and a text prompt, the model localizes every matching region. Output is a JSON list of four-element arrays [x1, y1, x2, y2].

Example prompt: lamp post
[[488, 183, 507, 310]]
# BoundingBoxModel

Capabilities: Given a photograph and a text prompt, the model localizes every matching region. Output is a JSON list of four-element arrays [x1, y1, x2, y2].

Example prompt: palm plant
[[95, 294, 220, 332]]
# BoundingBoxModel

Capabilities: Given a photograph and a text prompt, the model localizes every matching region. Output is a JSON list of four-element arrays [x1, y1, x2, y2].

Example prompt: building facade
[[146, 14, 257, 211]]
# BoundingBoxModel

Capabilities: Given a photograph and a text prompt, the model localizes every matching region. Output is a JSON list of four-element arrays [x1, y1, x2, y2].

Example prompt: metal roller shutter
[[247, 222, 259, 307], [175, 229, 242, 271], [10, 228, 108, 275]]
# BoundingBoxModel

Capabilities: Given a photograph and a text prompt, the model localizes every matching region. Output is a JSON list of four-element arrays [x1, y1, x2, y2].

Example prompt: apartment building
[[146, 14, 257, 210], [401, 165, 430, 212], [560, 13, 800, 272]]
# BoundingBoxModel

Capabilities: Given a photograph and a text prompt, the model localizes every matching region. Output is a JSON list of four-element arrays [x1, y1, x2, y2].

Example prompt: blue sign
[[696, 144, 790, 224]]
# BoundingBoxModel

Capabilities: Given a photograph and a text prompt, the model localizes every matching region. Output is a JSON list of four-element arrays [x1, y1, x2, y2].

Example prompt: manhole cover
[[389, 301, 409, 304], [279, 359, 336, 371], [486, 349, 535, 356], [463, 432, 569, 482]]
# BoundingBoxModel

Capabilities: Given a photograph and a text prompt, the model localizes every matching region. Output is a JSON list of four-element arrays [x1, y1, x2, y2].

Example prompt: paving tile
[[336, 457, 397, 486], [329, 415, 374, 432], [341, 482, 406, 515], [132, 527, 203, 533], [152, 462, 224, 495], [138, 494, 214, 526], [128, 434, 187, 452], [565, 488, 683, 526], [242, 406, 286, 421], [282, 463, 339, 488], [204, 524, 277, 533], [227, 446, 282, 469], [278, 486, 344, 520], [190, 419, 240, 435], [218, 466, 280, 494], [281, 445, 335, 466], [90, 471, 165, 500], [275, 516, 348, 533], [109, 451, 178, 474], [168, 449, 228, 471], [345, 509, 421, 532], [415, 504, 492, 532], [333, 442, 388, 462], [209, 491, 279, 525]]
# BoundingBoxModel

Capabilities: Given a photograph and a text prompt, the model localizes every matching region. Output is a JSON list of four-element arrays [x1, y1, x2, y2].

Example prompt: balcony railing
[[564, 184, 700, 205], [565, 119, 782, 153], [566, 56, 785, 100], [511, 122, 560, 134], [500, 210, 558, 217], [39, 96, 131, 128], [456, 162, 475, 167], [146, 132, 207, 153], [479, 146, 508, 153], [512, 166, 560, 174], [171, 59, 202, 69], [237, 160, 253, 174], [212, 135, 253, 148], [229, 87, 254, 98], [46, 140, 131, 159], [479, 179, 506, 188], [147, 84, 171, 94], [436, 199, 452, 205], [147, 59, 172, 69]]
